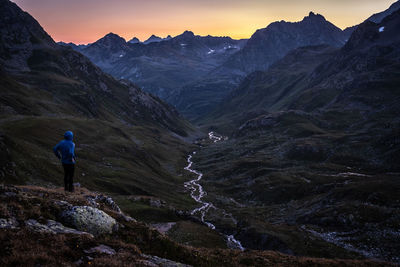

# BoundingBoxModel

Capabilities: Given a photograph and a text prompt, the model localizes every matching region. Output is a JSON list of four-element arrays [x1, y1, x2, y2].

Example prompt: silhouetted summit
[[93, 32, 127, 47]]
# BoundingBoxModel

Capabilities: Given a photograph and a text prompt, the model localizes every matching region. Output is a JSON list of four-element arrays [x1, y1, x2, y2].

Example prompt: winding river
[[184, 132, 244, 250]]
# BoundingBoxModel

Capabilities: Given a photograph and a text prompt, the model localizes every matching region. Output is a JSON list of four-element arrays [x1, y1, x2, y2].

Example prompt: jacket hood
[[64, 131, 73, 141]]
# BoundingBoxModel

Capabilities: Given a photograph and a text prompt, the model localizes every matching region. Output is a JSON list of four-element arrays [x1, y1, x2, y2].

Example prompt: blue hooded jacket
[[53, 131, 76, 164]]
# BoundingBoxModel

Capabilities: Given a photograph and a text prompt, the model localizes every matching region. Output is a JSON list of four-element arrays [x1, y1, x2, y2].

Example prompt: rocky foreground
[[0, 184, 393, 266]]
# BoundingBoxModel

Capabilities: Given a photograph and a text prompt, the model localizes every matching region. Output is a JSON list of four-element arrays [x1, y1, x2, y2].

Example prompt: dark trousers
[[62, 164, 75, 192]]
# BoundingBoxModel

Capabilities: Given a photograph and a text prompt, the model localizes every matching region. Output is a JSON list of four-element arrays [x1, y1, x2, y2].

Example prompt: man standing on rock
[[53, 131, 76, 192]]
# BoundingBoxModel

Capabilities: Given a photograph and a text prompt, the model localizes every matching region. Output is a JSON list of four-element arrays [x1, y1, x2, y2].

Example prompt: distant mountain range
[[170, 12, 358, 119], [59, 2, 400, 121], [65, 30, 246, 101], [63, 12, 354, 120], [173, 2, 400, 120]]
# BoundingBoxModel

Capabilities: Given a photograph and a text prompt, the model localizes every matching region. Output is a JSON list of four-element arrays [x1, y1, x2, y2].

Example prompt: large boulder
[[60, 206, 117, 236]]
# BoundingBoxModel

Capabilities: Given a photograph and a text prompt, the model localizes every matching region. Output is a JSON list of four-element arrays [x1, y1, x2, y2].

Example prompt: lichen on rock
[[60, 206, 118, 236]]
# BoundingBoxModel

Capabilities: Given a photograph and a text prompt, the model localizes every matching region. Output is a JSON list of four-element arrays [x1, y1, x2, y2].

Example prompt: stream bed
[[184, 132, 244, 250]]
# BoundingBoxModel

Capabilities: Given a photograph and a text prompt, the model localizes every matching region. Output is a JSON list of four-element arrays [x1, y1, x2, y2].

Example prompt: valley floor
[[181, 131, 400, 264]]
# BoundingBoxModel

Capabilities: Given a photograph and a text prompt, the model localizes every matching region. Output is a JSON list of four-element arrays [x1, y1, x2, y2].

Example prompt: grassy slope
[[0, 116, 191, 205]]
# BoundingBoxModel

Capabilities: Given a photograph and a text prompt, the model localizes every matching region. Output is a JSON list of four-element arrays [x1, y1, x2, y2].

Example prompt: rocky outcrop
[[60, 206, 118, 236], [86, 194, 136, 223], [25, 219, 92, 236]]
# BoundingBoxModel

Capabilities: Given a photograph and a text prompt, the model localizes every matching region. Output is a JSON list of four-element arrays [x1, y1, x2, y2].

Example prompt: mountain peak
[[104, 32, 124, 39], [143, 35, 162, 44], [128, 37, 140, 44], [89, 32, 127, 50], [303, 11, 326, 22], [182, 30, 195, 36], [175, 30, 195, 40], [100, 32, 126, 44]]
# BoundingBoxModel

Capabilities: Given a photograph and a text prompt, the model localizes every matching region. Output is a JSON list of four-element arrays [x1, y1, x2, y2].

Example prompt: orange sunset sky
[[12, 0, 396, 44]]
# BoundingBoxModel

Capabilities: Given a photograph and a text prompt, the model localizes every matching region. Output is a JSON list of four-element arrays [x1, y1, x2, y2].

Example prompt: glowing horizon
[[12, 0, 396, 44]]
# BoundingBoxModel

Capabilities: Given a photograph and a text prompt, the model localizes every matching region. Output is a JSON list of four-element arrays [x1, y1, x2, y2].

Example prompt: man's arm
[[72, 143, 76, 163], [53, 143, 61, 159]]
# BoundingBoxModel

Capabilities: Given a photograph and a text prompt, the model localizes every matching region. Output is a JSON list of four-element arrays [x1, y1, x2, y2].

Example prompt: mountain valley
[[1, 0, 400, 265]]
